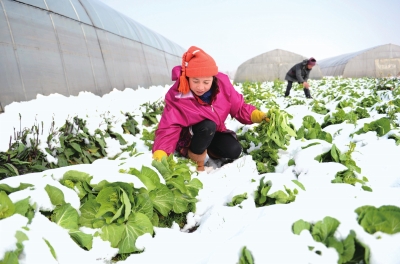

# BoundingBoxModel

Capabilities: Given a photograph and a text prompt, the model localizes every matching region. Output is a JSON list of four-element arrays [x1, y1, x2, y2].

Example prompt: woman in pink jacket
[[152, 46, 269, 171]]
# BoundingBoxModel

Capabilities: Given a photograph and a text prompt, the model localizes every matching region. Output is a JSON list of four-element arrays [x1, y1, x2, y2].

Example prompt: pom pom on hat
[[308, 57, 317, 66], [178, 46, 218, 94]]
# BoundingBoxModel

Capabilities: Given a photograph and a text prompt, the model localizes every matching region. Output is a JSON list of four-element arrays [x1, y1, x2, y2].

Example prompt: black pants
[[189, 119, 242, 159], [285, 81, 311, 97]]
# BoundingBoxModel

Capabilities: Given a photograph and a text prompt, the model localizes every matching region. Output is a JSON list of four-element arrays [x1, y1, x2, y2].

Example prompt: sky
[[1, 78, 400, 263], [98, 0, 400, 73]]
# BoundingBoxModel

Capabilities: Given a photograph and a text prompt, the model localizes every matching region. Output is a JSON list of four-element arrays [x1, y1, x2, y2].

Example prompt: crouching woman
[[152, 46, 268, 171]]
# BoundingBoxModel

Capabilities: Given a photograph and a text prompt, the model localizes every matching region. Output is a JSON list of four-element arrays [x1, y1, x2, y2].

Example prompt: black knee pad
[[229, 142, 243, 159], [194, 119, 216, 136]]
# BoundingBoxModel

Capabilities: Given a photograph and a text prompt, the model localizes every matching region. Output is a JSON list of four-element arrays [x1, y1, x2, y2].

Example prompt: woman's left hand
[[251, 109, 270, 123]]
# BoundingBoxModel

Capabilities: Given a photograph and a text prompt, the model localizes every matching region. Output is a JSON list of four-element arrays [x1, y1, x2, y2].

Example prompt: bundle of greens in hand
[[239, 107, 296, 173]]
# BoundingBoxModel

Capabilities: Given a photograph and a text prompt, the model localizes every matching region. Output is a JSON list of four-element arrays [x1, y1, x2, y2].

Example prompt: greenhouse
[[233, 49, 322, 83], [0, 0, 185, 112], [318, 43, 400, 78]]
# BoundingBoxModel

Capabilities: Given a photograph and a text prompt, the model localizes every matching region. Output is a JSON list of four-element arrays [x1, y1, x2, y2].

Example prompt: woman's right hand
[[153, 150, 167, 161]]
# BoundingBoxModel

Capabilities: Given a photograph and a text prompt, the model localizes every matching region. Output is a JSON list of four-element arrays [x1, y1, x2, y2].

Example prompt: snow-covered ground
[[1, 78, 400, 264]]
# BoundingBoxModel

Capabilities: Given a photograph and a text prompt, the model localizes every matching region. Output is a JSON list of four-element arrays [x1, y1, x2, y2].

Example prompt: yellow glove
[[153, 150, 167, 161], [251, 109, 270, 123]]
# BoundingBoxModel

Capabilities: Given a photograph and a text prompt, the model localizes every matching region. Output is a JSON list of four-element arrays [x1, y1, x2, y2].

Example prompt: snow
[[1, 79, 400, 264]]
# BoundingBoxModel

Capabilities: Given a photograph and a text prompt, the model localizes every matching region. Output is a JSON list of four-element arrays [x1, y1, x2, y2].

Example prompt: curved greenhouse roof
[[234, 49, 322, 83], [318, 44, 400, 78], [0, 0, 185, 112]]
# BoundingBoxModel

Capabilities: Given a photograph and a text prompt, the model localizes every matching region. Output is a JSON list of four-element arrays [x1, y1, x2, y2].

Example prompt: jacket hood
[[172, 66, 182, 81]]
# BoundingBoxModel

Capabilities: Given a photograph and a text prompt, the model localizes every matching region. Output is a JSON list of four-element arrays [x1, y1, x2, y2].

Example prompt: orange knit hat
[[178, 46, 218, 94]]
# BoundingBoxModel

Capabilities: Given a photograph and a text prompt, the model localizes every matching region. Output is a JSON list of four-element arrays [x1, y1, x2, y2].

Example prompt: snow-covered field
[[1, 77, 400, 264]]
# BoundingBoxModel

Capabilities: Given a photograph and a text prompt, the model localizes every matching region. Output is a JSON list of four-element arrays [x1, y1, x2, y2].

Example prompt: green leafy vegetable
[[227, 193, 248, 207], [238, 246, 255, 264], [45, 184, 65, 206], [0, 191, 15, 219], [355, 205, 400, 235], [292, 216, 370, 264]]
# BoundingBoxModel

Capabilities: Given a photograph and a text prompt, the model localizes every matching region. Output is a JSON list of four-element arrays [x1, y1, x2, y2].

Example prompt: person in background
[[284, 57, 317, 99], [152, 46, 269, 171]]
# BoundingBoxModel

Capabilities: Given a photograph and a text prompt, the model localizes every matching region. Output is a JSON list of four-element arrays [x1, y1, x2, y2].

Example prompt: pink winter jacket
[[152, 66, 256, 155]]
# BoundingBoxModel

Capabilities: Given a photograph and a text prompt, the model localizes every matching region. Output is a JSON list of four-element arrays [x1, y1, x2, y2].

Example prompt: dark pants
[[189, 119, 242, 159], [285, 81, 311, 97]]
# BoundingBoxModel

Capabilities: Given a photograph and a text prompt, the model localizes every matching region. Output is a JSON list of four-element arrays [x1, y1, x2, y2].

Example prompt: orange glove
[[251, 109, 270, 123], [152, 150, 167, 161]]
